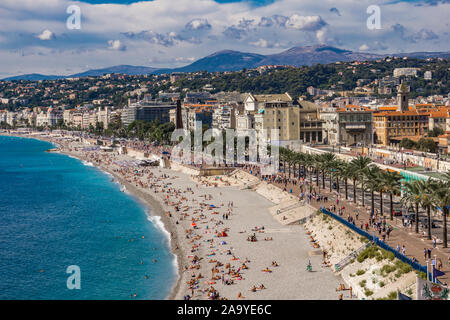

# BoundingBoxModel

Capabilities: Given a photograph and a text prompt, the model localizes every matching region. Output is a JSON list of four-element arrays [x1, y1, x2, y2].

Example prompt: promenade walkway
[[244, 168, 450, 285]]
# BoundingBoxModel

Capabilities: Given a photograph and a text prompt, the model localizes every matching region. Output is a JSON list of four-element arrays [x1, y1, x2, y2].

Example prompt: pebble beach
[[5, 132, 346, 300]]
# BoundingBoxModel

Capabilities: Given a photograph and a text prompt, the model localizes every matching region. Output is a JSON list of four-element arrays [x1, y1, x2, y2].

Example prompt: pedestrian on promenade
[[396, 244, 400, 252], [402, 245, 406, 256]]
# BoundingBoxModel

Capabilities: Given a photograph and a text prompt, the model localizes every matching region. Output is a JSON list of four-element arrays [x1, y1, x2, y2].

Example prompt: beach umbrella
[[191, 222, 197, 227]]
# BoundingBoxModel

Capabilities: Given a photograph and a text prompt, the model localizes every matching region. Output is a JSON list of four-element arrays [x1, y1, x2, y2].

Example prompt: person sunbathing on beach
[[257, 284, 265, 290], [262, 267, 272, 273], [250, 286, 257, 292], [271, 261, 279, 267]]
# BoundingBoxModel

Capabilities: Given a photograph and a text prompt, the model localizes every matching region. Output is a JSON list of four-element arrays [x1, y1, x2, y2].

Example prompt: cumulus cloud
[[249, 38, 269, 48], [391, 24, 439, 43], [258, 15, 289, 28], [36, 29, 54, 41], [237, 18, 254, 29], [285, 15, 327, 31], [358, 41, 388, 52], [185, 19, 211, 31], [316, 28, 328, 44], [359, 44, 370, 51], [107, 40, 126, 51], [123, 30, 176, 46], [0, 0, 448, 76], [414, 28, 439, 40], [330, 7, 341, 17], [223, 26, 247, 39], [329, 7, 341, 16], [258, 16, 273, 27]]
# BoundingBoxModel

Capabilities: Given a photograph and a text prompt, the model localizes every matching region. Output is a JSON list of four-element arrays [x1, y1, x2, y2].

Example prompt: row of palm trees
[[278, 147, 449, 248]]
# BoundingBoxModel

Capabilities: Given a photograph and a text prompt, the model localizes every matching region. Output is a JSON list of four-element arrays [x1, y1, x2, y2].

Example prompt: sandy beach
[[2, 132, 346, 300]]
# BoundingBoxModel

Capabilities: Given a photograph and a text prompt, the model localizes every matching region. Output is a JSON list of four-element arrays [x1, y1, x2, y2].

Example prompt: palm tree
[[293, 152, 303, 180], [382, 171, 402, 220], [364, 166, 382, 215], [321, 153, 337, 191], [431, 180, 449, 248], [402, 180, 423, 234], [417, 179, 435, 240], [279, 147, 290, 177], [340, 162, 352, 201], [350, 156, 372, 207], [443, 170, 450, 183], [313, 154, 322, 188], [303, 153, 315, 193], [333, 160, 346, 195]]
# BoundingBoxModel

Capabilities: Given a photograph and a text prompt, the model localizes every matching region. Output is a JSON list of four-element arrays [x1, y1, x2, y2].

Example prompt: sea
[[0, 135, 177, 300]]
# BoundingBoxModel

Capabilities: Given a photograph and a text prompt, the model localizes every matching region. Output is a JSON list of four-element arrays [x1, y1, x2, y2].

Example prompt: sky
[[0, 0, 448, 77]]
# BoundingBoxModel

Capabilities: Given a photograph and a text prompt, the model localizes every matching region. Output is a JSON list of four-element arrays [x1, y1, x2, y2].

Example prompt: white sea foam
[[82, 160, 94, 167], [147, 214, 178, 271], [147, 215, 170, 240]]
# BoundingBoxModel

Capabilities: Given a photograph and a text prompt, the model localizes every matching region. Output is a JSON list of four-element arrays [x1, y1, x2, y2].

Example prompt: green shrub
[[364, 289, 374, 297], [387, 291, 397, 300], [357, 245, 378, 263], [356, 269, 366, 276], [359, 280, 367, 288], [381, 264, 396, 275], [379, 281, 385, 287], [417, 271, 427, 280]]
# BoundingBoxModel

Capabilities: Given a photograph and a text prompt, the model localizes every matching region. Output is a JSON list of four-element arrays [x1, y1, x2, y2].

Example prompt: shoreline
[[0, 133, 183, 300], [1, 132, 348, 300]]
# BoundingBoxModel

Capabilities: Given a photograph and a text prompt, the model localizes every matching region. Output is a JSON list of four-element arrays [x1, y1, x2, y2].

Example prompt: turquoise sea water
[[0, 136, 177, 300]]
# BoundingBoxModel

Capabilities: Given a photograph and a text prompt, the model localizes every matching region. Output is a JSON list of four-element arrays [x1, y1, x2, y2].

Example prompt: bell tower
[[397, 81, 409, 112]]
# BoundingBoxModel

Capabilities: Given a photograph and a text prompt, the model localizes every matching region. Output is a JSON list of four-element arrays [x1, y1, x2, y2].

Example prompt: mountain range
[[3, 45, 450, 81]]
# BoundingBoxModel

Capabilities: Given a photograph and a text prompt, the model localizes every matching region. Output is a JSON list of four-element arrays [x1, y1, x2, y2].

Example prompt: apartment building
[[373, 110, 429, 145], [212, 104, 240, 130], [428, 108, 449, 132], [335, 105, 373, 146], [121, 101, 175, 126]]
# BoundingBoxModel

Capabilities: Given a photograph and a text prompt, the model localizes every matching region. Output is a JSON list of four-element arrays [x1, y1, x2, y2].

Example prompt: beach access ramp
[[269, 200, 316, 225], [253, 182, 297, 204]]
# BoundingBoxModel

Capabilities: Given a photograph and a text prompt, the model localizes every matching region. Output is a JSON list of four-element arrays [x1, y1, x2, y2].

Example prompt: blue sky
[[0, 0, 448, 76], [79, 0, 275, 5]]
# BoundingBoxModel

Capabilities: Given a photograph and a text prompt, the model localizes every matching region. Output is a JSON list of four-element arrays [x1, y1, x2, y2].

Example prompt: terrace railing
[[320, 207, 436, 282]]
